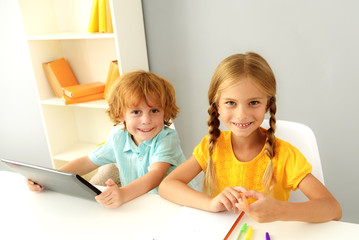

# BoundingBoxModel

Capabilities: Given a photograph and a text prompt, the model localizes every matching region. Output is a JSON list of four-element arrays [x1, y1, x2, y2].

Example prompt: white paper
[[154, 206, 241, 240]]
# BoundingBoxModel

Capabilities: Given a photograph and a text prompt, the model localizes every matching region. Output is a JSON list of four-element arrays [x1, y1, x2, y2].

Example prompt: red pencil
[[224, 211, 245, 240]]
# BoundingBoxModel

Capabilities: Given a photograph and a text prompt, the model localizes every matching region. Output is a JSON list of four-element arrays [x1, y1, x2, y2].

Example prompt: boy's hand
[[235, 190, 282, 223], [95, 178, 124, 208], [26, 179, 44, 192], [209, 186, 248, 213]]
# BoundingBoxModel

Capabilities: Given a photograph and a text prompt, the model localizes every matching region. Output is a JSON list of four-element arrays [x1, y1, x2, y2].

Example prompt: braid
[[203, 103, 220, 194], [262, 96, 277, 193]]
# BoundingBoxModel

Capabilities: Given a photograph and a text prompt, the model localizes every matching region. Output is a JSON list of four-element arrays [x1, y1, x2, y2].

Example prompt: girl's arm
[[285, 173, 342, 222], [237, 173, 342, 222], [159, 156, 243, 213], [95, 161, 171, 208]]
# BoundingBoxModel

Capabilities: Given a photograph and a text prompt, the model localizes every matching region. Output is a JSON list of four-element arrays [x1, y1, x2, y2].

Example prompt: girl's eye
[[151, 109, 159, 113], [225, 101, 236, 106], [249, 101, 260, 106]]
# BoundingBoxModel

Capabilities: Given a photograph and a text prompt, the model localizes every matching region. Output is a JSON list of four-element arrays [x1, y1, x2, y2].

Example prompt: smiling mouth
[[233, 122, 252, 127], [138, 128, 154, 133]]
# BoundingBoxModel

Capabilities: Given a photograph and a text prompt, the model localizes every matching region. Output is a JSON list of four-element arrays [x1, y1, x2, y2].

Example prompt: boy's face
[[120, 97, 165, 146]]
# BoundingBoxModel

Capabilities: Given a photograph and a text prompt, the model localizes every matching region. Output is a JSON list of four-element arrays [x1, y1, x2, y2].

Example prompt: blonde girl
[[159, 52, 342, 222]]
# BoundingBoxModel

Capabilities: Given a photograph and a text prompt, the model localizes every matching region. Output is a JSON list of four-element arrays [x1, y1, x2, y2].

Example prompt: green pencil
[[237, 223, 247, 240]]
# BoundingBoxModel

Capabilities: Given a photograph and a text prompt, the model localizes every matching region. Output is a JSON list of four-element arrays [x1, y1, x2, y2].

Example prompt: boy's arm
[[59, 155, 99, 175], [124, 161, 170, 196], [95, 161, 171, 208]]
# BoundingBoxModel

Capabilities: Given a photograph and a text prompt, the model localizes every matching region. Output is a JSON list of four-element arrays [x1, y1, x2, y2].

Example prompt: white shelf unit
[[17, 0, 149, 171]]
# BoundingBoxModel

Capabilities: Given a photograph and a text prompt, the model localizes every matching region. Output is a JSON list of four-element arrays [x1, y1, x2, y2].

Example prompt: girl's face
[[217, 77, 268, 139], [120, 97, 164, 146]]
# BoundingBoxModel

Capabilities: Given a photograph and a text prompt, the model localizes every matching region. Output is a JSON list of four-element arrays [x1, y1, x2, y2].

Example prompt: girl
[[159, 52, 342, 222], [27, 71, 186, 208]]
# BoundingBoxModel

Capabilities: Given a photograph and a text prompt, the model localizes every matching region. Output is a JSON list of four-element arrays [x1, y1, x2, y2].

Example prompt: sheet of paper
[[154, 206, 241, 240]]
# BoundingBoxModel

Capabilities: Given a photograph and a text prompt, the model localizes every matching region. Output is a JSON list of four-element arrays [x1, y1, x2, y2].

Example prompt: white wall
[[142, 0, 359, 223], [0, 0, 51, 170]]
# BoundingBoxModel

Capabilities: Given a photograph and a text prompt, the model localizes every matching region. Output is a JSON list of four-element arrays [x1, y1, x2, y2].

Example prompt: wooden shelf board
[[53, 142, 99, 162], [27, 32, 115, 41], [41, 98, 109, 109]]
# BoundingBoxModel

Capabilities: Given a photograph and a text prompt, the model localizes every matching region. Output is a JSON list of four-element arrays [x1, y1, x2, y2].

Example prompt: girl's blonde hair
[[205, 52, 277, 194], [106, 71, 179, 128]]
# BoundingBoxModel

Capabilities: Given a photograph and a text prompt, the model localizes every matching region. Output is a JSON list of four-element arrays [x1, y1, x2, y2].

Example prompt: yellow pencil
[[245, 226, 253, 240]]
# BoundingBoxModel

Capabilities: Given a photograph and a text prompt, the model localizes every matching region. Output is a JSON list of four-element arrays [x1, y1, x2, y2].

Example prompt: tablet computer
[[1, 158, 101, 201]]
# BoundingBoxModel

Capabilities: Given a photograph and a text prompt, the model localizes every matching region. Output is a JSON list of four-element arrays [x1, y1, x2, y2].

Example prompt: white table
[[1, 171, 358, 239], [0, 171, 179, 239]]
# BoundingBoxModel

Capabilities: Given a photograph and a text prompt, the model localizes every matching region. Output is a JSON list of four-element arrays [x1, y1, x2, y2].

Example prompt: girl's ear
[[215, 102, 221, 116], [266, 97, 273, 112]]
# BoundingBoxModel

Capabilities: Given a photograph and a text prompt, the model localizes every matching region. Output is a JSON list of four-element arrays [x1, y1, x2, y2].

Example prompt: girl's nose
[[235, 105, 248, 118]]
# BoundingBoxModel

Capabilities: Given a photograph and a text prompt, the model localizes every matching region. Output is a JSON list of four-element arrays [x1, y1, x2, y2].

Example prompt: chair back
[[261, 119, 324, 202]]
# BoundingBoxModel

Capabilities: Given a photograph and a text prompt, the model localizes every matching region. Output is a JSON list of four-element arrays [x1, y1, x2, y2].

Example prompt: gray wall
[[142, 0, 359, 223], [0, 0, 51, 171]]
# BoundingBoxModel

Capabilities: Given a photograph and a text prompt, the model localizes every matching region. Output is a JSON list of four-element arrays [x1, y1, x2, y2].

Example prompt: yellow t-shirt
[[193, 130, 312, 201]]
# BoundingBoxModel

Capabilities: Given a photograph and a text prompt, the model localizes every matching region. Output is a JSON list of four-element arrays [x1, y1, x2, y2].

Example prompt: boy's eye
[[151, 109, 159, 113], [132, 110, 141, 115]]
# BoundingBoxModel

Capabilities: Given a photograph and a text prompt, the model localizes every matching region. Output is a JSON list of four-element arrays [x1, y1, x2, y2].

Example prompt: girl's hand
[[209, 186, 248, 213], [95, 178, 124, 208], [235, 190, 283, 223], [26, 179, 44, 192]]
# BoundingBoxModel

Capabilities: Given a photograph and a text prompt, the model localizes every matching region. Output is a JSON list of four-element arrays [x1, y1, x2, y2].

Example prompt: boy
[[27, 71, 186, 208]]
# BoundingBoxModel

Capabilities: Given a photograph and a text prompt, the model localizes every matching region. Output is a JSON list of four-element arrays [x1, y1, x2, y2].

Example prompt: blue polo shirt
[[89, 125, 186, 193]]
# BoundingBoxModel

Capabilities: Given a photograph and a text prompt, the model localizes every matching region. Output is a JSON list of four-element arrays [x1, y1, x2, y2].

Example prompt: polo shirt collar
[[123, 130, 155, 153]]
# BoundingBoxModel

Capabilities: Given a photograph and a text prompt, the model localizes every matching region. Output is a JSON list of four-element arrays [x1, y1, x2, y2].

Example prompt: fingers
[[105, 178, 115, 187], [95, 188, 112, 205], [236, 191, 277, 222], [244, 190, 263, 200], [209, 186, 256, 213], [96, 195, 117, 208], [235, 190, 265, 211], [96, 193, 116, 208], [95, 183, 122, 208], [235, 199, 248, 211], [215, 186, 254, 213], [218, 187, 243, 213], [26, 179, 43, 192], [233, 186, 249, 193], [240, 192, 249, 208]]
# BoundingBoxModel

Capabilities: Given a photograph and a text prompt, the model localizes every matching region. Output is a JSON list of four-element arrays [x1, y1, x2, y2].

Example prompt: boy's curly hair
[[106, 71, 179, 128]]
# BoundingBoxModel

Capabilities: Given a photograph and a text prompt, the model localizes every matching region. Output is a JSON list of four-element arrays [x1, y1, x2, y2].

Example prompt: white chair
[[261, 119, 324, 202]]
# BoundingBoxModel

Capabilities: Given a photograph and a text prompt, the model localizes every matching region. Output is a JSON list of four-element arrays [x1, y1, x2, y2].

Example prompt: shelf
[[41, 98, 109, 109], [53, 142, 99, 162], [27, 32, 115, 41], [18, 0, 148, 169]]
